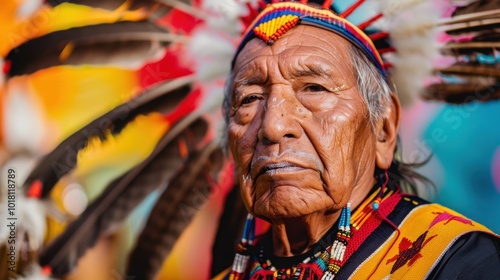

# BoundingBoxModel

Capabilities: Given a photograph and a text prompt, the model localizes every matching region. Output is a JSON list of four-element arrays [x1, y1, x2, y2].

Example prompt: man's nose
[[257, 94, 303, 144]]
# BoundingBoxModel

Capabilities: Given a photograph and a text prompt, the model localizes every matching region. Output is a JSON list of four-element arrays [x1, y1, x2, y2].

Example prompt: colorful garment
[[218, 188, 500, 279]]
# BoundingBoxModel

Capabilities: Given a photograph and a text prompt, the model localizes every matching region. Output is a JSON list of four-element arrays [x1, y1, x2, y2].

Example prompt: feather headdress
[[425, 0, 500, 103], [0, 0, 498, 279]]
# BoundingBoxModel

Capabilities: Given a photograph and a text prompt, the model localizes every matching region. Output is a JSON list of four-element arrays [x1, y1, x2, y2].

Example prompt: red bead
[[3, 60, 11, 74]]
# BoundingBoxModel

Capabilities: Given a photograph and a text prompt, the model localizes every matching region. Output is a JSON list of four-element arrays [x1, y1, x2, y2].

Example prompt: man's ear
[[375, 93, 401, 169]]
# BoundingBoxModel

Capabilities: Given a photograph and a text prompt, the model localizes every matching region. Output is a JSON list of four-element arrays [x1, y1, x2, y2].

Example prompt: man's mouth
[[250, 151, 323, 181], [258, 162, 305, 177]]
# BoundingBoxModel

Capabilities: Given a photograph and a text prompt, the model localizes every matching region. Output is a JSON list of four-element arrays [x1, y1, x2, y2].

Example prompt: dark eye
[[305, 84, 326, 92], [241, 95, 260, 105]]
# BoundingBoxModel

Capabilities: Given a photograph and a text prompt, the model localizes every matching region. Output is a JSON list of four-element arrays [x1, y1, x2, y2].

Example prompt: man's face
[[228, 25, 378, 220]]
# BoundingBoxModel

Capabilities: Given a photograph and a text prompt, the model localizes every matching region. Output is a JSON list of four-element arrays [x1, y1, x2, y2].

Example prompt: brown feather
[[126, 140, 225, 279], [439, 8, 500, 26], [424, 82, 500, 103], [440, 18, 500, 33], [430, 1, 500, 103], [436, 63, 500, 77], [440, 0, 500, 34], [441, 31, 500, 55], [453, 0, 500, 18]]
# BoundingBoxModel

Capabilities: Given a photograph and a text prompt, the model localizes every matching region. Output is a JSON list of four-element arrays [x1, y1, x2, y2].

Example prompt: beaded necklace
[[229, 185, 393, 280], [251, 203, 351, 280], [229, 204, 351, 280]]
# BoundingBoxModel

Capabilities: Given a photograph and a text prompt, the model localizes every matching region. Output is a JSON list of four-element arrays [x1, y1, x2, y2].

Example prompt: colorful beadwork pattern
[[233, 2, 386, 78]]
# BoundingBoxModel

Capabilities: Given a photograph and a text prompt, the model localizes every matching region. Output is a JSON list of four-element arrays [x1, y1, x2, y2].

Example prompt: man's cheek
[[235, 142, 256, 170], [240, 179, 256, 211]]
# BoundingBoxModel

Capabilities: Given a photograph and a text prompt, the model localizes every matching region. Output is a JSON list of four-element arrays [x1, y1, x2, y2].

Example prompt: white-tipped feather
[[0, 156, 45, 251], [0, 157, 46, 278], [450, 0, 479, 6], [201, 80, 226, 115], [391, 55, 434, 103], [17, 197, 47, 250], [185, 0, 249, 82], [202, 0, 254, 38], [3, 82, 45, 154], [187, 29, 236, 82], [377, 0, 439, 106], [202, 0, 249, 21], [14, 265, 54, 280], [0, 155, 36, 192], [16, 0, 43, 18], [159, 0, 206, 20], [378, 0, 425, 16]]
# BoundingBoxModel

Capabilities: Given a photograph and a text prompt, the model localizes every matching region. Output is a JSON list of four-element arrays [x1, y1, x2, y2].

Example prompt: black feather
[[126, 143, 225, 279], [23, 82, 192, 198], [210, 184, 247, 277], [38, 118, 208, 277], [5, 21, 172, 77]]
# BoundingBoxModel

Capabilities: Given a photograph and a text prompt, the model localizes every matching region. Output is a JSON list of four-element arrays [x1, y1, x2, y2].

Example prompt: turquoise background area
[[423, 101, 500, 233]]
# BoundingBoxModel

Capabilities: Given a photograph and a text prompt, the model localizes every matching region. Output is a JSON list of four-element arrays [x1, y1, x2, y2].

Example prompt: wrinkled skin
[[228, 25, 400, 256]]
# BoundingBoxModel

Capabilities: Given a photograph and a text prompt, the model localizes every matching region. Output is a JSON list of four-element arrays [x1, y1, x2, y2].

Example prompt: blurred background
[[0, 0, 498, 279]]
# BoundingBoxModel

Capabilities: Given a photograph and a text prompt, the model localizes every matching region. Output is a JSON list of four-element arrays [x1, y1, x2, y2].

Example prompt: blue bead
[[477, 53, 496, 65], [372, 202, 379, 210]]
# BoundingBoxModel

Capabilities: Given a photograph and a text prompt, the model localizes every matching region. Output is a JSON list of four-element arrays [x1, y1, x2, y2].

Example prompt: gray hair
[[222, 44, 433, 197], [349, 45, 392, 130], [347, 45, 433, 196]]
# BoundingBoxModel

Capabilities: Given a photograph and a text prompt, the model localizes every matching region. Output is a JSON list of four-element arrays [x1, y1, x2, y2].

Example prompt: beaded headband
[[232, 1, 387, 79]]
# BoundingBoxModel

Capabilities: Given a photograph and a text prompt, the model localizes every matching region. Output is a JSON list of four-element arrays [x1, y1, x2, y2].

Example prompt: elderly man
[[220, 1, 500, 279]]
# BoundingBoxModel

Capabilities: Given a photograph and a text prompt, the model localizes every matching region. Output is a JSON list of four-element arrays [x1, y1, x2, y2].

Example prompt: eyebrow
[[232, 74, 267, 95], [289, 64, 333, 79], [238, 76, 265, 86]]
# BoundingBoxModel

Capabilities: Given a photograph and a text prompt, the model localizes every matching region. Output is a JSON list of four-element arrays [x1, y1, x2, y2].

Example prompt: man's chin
[[250, 187, 330, 219], [253, 200, 320, 220]]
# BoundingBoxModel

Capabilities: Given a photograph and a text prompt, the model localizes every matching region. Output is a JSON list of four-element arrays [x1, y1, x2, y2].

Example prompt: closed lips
[[262, 162, 304, 174], [252, 161, 312, 180]]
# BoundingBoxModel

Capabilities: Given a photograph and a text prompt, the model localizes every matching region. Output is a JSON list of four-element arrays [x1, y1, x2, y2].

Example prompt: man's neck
[[267, 178, 377, 257], [269, 212, 340, 256]]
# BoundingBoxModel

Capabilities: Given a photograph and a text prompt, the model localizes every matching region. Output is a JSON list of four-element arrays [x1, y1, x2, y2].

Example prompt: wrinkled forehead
[[232, 25, 356, 84], [231, 2, 386, 79]]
